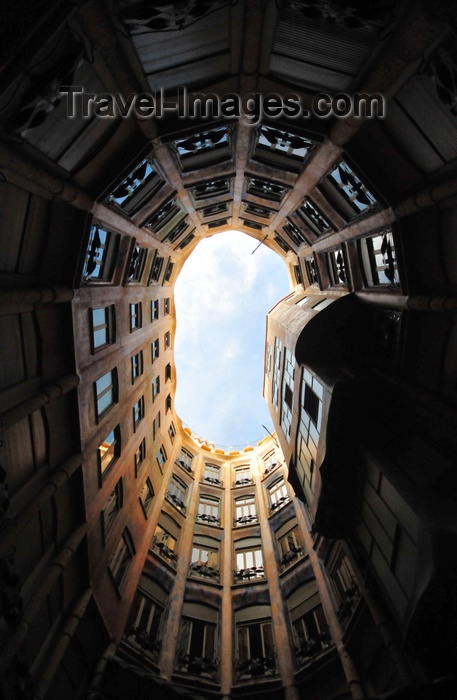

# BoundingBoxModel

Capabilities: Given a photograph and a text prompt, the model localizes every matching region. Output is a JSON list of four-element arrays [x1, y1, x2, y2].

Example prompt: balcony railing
[[176, 459, 193, 475], [202, 475, 222, 486], [127, 628, 161, 661], [279, 545, 305, 571], [295, 633, 331, 666], [166, 492, 187, 514], [234, 514, 259, 526], [233, 566, 265, 583], [176, 654, 218, 680], [151, 539, 178, 568], [235, 655, 277, 681], [269, 495, 291, 514], [196, 512, 220, 525], [337, 583, 360, 627], [263, 462, 278, 476], [233, 477, 254, 487], [189, 562, 220, 583]]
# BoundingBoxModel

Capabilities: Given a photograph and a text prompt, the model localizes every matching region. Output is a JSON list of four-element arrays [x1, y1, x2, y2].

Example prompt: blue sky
[[174, 230, 290, 449]]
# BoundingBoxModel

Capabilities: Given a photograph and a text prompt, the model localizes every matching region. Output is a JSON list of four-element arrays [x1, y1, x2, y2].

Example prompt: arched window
[[234, 537, 264, 582]]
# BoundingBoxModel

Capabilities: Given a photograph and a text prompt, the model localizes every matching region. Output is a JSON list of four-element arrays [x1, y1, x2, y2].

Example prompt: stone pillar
[[158, 455, 202, 680], [294, 499, 366, 699], [34, 587, 94, 700], [0, 523, 87, 674], [220, 459, 234, 696], [254, 460, 300, 700], [0, 374, 79, 432], [0, 452, 83, 558]]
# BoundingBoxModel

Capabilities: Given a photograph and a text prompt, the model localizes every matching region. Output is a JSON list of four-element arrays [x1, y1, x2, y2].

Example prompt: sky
[[174, 230, 290, 450]]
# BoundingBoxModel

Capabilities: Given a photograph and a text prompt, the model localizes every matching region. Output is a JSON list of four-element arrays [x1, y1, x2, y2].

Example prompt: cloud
[[174, 230, 290, 446]]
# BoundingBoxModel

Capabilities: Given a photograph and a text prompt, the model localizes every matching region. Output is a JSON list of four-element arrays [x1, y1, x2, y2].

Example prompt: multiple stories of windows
[[297, 369, 323, 505], [272, 338, 282, 411], [280, 348, 295, 442]]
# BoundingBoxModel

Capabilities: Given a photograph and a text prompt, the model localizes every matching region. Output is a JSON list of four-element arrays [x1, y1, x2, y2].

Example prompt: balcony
[[263, 462, 278, 476], [151, 539, 178, 568], [233, 566, 265, 583], [202, 475, 222, 486], [176, 654, 218, 680], [196, 513, 220, 525], [337, 583, 360, 628], [189, 562, 220, 583], [235, 656, 277, 681], [269, 495, 291, 514], [234, 514, 259, 526], [279, 545, 305, 572], [233, 477, 254, 487], [165, 492, 187, 514], [127, 628, 161, 662], [295, 634, 331, 666], [176, 459, 193, 475]]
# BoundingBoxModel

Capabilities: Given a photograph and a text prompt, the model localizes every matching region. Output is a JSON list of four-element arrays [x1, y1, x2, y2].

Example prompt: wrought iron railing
[[166, 492, 187, 514], [295, 633, 331, 665], [176, 459, 193, 475], [235, 655, 277, 681], [279, 545, 305, 571], [233, 566, 265, 583], [127, 628, 161, 661], [202, 475, 222, 486], [337, 583, 360, 627], [189, 562, 220, 583], [233, 477, 254, 487], [269, 495, 291, 514], [176, 654, 218, 680], [234, 514, 259, 526], [151, 539, 178, 568], [196, 513, 220, 525]]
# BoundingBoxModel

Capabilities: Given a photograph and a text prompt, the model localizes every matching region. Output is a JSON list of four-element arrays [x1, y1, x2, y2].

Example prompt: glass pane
[[237, 627, 249, 663], [262, 623, 274, 657]]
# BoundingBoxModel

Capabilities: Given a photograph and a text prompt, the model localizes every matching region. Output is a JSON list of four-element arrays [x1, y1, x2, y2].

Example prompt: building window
[[164, 297, 171, 315], [176, 448, 193, 474], [95, 369, 118, 419], [82, 225, 119, 282], [298, 197, 333, 236], [324, 159, 378, 220], [297, 370, 323, 505], [133, 396, 145, 430], [151, 338, 160, 362], [130, 302, 142, 331], [165, 363, 172, 382], [235, 608, 276, 681], [102, 478, 123, 538], [168, 421, 176, 443], [149, 254, 164, 284], [131, 351, 143, 383], [292, 604, 330, 665], [176, 605, 218, 679], [196, 494, 220, 525], [234, 537, 264, 582], [134, 438, 146, 476], [91, 306, 115, 351], [234, 495, 258, 526], [151, 299, 159, 321], [203, 463, 222, 486], [190, 536, 220, 582], [272, 338, 282, 411], [269, 478, 290, 513], [278, 525, 305, 571], [166, 475, 187, 513], [98, 425, 121, 479], [359, 229, 399, 288], [263, 451, 279, 476], [326, 248, 347, 286], [139, 478, 154, 517], [165, 394, 172, 413], [266, 343, 272, 379], [152, 375, 160, 402], [127, 241, 148, 282], [280, 348, 295, 442], [109, 528, 135, 590], [305, 256, 319, 286], [234, 465, 252, 486], [128, 588, 164, 660], [156, 445, 167, 472], [164, 331, 171, 349], [106, 156, 158, 214], [152, 520, 178, 567]]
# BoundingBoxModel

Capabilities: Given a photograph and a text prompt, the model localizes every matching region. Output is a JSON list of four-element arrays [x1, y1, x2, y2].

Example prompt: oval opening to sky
[[174, 230, 290, 449]]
